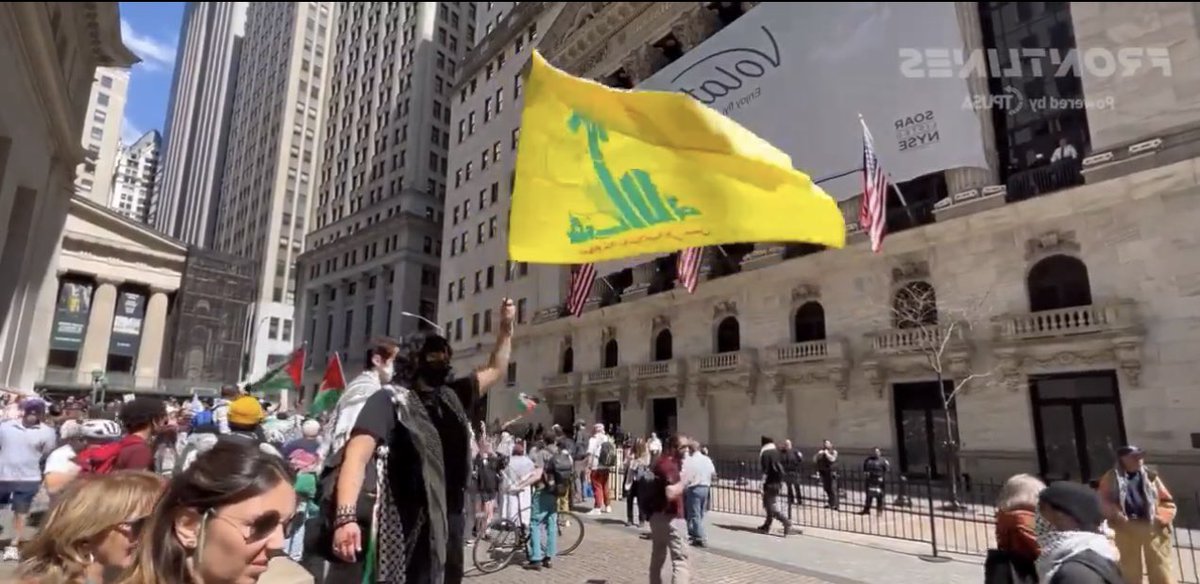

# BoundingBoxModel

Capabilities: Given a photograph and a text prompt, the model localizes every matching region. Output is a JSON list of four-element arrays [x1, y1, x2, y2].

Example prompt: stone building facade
[[468, 2, 1200, 494]]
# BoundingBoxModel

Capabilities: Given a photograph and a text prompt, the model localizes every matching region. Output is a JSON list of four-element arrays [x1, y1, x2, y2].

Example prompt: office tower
[[109, 130, 160, 223], [154, 1, 248, 248], [75, 67, 130, 205], [437, 4, 552, 358], [294, 2, 474, 381], [214, 1, 334, 377]]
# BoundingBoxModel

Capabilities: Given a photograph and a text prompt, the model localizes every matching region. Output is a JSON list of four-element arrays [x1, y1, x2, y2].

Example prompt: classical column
[[349, 273, 370, 357], [77, 278, 120, 382], [134, 287, 171, 384], [371, 267, 389, 337]]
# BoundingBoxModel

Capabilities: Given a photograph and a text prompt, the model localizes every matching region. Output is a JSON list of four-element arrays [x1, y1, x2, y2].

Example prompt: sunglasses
[[205, 510, 296, 544]]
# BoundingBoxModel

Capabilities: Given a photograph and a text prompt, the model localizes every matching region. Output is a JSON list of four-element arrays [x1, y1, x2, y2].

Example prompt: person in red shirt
[[114, 398, 169, 471], [649, 434, 691, 584]]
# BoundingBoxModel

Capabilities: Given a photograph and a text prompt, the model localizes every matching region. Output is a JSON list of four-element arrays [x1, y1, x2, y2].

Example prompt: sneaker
[[3, 545, 18, 561], [542, 558, 552, 569], [524, 561, 543, 571], [587, 508, 602, 516], [603, 505, 612, 513]]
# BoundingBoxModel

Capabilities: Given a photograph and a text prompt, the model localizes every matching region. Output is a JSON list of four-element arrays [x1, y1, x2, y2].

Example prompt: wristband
[[334, 514, 357, 528], [335, 504, 356, 516]]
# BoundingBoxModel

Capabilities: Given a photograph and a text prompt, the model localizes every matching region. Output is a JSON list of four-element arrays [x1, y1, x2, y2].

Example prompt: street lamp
[[399, 311, 443, 334]]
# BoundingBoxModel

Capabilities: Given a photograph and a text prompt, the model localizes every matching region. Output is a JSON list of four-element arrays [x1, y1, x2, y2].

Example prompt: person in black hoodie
[[859, 447, 890, 515], [756, 436, 792, 536], [1036, 481, 1123, 584]]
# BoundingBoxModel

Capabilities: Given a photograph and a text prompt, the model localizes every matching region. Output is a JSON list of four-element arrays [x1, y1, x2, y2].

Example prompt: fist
[[499, 298, 516, 326]]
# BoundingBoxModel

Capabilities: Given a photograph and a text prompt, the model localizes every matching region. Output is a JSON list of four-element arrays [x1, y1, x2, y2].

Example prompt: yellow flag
[[508, 51, 846, 264]]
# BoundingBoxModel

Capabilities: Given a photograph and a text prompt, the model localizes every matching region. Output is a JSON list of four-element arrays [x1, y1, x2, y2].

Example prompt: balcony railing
[[697, 350, 753, 373], [1006, 158, 1084, 202], [632, 361, 672, 379], [775, 340, 829, 363], [869, 326, 958, 354], [584, 367, 623, 384], [542, 373, 571, 389], [995, 302, 1137, 341]]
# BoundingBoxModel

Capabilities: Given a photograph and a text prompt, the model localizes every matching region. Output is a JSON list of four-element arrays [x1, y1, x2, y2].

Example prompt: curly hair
[[119, 398, 167, 433]]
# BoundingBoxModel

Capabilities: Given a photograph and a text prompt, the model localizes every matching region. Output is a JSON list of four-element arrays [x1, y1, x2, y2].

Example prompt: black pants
[[785, 480, 802, 506], [446, 511, 465, 584], [626, 489, 645, 525], [760, 483, 791, 530], [819, 471, 839, 509], [862, 486, 884, 514]]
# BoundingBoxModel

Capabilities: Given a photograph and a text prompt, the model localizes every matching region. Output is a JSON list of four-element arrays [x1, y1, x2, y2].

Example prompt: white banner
[[593, 2, 989, 278]]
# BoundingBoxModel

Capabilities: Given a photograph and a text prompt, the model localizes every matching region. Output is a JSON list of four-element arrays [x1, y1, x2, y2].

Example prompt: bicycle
[[472, 500, 585, 573]]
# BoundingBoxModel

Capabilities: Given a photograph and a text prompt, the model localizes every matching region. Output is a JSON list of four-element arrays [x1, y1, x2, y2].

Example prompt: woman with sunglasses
[[120, 440, 308, 584], [17, 471, 163, 584]]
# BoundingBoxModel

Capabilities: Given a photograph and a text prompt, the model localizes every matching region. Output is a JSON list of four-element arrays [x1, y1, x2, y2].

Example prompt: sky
[[117, 2, 186, 143]]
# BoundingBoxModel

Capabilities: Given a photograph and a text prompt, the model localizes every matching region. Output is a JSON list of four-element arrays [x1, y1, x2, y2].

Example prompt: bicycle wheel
[[473, 524, 522, 573], [556, 511, 585, 556]]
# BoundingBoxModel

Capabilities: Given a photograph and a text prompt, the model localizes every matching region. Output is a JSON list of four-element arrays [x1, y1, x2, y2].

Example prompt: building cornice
[[454, 2, 555, 91]]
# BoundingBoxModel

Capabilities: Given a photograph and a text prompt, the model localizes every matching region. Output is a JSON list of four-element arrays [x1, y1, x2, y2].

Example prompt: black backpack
[[545, 450, 575, 497], [598, 441, 617, 468]]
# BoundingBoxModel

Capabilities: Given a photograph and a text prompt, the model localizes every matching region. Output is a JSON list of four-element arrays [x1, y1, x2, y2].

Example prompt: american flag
[[859, 118, 889, 253], [566, 263, 595, 317], [676, 247, 704, 294]]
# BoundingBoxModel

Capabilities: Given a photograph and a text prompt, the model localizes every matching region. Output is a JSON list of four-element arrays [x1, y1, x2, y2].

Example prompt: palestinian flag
[[516, 392, 540, 414], [247, 346, 305, 396], [309, 353, 347, 416]]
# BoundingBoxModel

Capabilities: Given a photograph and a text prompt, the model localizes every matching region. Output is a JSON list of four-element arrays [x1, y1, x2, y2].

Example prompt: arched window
[[893, 281, 937, 329], [1027, 255, 1092, 312], [653, 329, 673, 361], [793, 301, 826, 343], [561, 346, 574, 374], [715, 316, 740, 353], [602, 338, 619, 368]]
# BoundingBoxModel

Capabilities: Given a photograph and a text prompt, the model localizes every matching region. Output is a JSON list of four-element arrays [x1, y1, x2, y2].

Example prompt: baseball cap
[[1116, 445, 1145, 458], [22, 399, 46, 416], [227, 395, 265, 427]]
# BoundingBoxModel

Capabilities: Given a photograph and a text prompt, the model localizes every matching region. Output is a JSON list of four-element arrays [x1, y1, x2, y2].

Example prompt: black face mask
[[418, 362, 452, 388]]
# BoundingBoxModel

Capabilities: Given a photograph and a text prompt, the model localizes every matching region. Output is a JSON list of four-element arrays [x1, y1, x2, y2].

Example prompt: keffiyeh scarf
[[1034, 514, 1118, 582]]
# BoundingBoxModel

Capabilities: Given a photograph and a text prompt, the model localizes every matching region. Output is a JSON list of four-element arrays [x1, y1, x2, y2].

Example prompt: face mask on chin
[[377, 363, 394, 385]]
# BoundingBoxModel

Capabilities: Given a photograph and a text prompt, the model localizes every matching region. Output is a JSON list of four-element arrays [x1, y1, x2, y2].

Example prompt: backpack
[[77, 437, 134, 475], [598, 441, 617, 468], [545, 450, 575, 497], [191, 408, 216, 431]]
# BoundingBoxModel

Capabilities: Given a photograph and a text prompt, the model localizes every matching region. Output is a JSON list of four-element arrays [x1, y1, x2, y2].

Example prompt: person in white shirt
[[0, 400, 57, 560], [586, 424, 613, 514], [42, 420, 84, 497], [682, 441, 716, 546], [647, 432, 663, 457], [1051, 137, 1079, 162]]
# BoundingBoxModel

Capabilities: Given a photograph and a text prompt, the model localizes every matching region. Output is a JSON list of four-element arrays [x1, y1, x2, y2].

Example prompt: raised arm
[[473, 298, 515, 393]]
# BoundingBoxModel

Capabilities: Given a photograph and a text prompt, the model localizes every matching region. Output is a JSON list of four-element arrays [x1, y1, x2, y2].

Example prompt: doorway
[[552, 404, 575, 430], [650, 398, 678, 438], [1030, 371, 1126, 484], [597, 400, 622, 433], [892, 380, 958, 477]]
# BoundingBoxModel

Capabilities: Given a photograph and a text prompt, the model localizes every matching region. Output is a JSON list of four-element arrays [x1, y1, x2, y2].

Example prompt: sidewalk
[[664, 510, 983, 584]]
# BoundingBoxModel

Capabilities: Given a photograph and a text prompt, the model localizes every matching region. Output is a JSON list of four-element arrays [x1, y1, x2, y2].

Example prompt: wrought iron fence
[[596, 457, 1199, 583]]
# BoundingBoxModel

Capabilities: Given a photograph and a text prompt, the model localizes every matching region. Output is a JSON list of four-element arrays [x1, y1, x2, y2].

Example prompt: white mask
[[377, 362, 394, 384]]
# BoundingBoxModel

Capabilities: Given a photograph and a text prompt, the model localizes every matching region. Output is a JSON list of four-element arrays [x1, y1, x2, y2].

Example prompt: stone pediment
[[63, 196, 187, 260]]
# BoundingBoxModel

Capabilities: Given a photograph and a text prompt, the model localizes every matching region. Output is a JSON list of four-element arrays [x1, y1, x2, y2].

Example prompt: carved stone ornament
[[713, 300, 738, 320], [636, 386, 648, 409], [792, 284, 820, 304], [1114, 340, 1143, 388], [862, 362, 885, 400], [891, 260, 930, 284], [618, 385, 631, 408], [621, 45, 658, 84], [830, 366, 851, 401], [1021, 349, 1116, 371], [1025, 230, 1080, 261], [770, 374, 786, 404], [652, 315, 670, 331], [601, 326, 617, 344]]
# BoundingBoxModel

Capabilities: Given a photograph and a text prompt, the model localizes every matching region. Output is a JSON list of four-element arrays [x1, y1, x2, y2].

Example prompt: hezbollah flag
[[247, 346, 305, 396], [507, 50, 845, 264], [309, 353, 347, 416]]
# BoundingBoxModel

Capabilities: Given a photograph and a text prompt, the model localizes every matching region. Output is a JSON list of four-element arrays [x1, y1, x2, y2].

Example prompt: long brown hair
[[18, 472, 163, 583], [119, 441, 293, 584]]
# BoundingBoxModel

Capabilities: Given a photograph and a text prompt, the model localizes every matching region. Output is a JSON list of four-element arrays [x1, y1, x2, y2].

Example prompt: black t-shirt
[[351, 376, 479, 515]]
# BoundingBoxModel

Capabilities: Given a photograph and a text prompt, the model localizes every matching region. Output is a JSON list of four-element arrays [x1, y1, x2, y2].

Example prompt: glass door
[[1031, 371, 1126, 484]]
